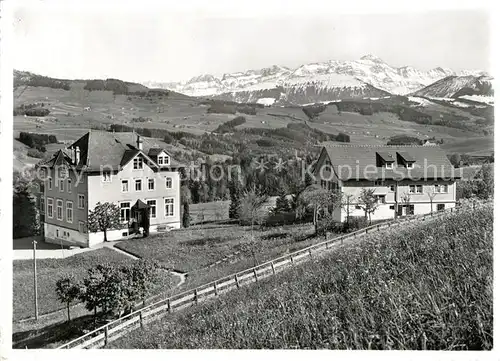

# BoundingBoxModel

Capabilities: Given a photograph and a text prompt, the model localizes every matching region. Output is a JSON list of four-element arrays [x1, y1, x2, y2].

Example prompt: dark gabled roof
[[148, 148, 164, 157], [321, 143, 460, 181], [397, 151, 415, 163], [121, 149, 140, 167], [377, 151, 395, 162], [43, 130, 183, 172]]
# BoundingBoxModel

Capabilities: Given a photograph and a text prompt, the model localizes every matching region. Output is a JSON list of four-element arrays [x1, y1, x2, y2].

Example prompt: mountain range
[[143, 55, 490, 105]]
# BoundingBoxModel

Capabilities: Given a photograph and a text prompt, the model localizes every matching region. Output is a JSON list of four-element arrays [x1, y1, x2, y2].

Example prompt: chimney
[[136, 135, 143, 151], [75, 146, 80, 164]]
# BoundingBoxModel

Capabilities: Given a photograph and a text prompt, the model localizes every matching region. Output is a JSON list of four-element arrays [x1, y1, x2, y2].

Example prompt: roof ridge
[[322, 144, 438, 148]]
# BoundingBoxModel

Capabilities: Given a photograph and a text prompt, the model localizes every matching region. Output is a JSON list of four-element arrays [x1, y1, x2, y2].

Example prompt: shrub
[[264, 212, 297, 227], [27, 149, 45, 158], [345, 216, 368, 231]]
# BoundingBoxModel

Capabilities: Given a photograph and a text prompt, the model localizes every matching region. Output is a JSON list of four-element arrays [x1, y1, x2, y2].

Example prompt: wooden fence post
[[194, 289, 198, 304], [309, 248, 312, 258], [104, 326, 109, 346], [167, 299, 172, 314], [235, 274, 240, 288], [140, 311, 144, 329], [290, 255, 294, 265], [340, 236, 344, 245], [271, 262, 276, 275], [253, 268, 258, 281], [213, 282, 218, 296]]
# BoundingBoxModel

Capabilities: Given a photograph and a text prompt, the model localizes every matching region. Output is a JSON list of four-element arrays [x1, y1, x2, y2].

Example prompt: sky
[[12, 2, 492, 83]]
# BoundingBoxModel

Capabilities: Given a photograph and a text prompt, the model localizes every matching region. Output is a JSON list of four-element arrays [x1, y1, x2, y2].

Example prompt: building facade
[[39, 131, 183, 247], [314, 144, 460, 222]]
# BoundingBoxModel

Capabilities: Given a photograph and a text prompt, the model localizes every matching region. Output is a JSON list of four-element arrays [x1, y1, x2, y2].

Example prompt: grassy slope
[[14, 85, 491, 160], [12, 248, 176, 321], [109, 204, 493, 350]]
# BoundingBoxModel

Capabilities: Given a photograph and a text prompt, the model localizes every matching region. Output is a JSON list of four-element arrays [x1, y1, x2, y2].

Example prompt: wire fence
[[57, 202, 488, 349]]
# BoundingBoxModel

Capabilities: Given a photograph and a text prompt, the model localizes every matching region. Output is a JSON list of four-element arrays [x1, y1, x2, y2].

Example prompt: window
[[121, 180, 129, 192], [120, 202, 131, 222], [78, 194, 85, 209], [135, 179, 142, 191], [40, 197, 45, 214], [355, 205, 361, 210], [47, 198, 54, 218], [56, 199, 63, 220], [376, 195, 386, 204], [409, 185, 423, 194], [406, 163, 414, 169], [67, 178, 72, 193], [375, 180, 384, 186], [389, 185, 395, 192], [66, 201, 73, 223], [407, 205, 415, 215], [434, 184, 448, 193], [56, 229, 59, 238], [59, 179, 64, 192], [102, 171, 112, 182], [148, 178, 155, 191], [79, 221, 86, 233], [437, 204, 445, 211], [158, 155, 170, 166], [389, 205, 395, 210], [147, 200, 157, 218], [133, 157, 143, 170], [385, 163, 394, 169], [48, 177, 52, 190], [165, 198, 174, 217], [165, 177, 173, 189]]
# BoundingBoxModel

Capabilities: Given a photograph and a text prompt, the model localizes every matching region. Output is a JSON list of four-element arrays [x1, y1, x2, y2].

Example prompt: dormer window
[[406, 163, 414, 169], [158, 155, 170, 166], [385, 163, 393, 169]]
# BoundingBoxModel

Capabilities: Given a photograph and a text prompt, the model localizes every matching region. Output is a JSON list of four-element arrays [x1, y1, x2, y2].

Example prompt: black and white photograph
[[0, 0, 496, 357]]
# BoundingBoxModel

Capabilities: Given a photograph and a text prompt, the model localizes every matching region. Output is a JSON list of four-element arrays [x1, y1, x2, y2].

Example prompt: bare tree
[[427, 190, 437, 214], [400, 192, 412, 217], [358, 188, 379, 225], [238, 188, 269, 266], [300, 184, 341, 234], [342, 193, 356, 224]]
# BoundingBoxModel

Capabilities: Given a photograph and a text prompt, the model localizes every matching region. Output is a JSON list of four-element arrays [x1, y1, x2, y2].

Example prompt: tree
[[474, 164, 494, 200], [13, 169, 41, 238], [273, 187, 290, 214], [181, 185, 191, 228], [449, 153, 462, 168], [427, 191, 437, 214], [88, 202, 121, 242], [399, 192, 412, 217], [238, 187, 269, 266], [300, 184, 341, 234], [358, 188, 379, 224], [55, 276, 81, 322], [342, 194, 356, 225], [228, 180, 242, 219]]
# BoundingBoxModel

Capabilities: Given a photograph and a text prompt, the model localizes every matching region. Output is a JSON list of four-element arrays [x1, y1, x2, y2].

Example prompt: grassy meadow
[[108, 204, 493, 350], [13, 248, 176, 321]]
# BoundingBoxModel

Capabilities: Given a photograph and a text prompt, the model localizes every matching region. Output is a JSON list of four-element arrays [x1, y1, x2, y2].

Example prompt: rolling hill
[[12, 70, 494, 164]]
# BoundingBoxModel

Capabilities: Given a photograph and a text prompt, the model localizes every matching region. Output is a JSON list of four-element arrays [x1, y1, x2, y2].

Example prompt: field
[[12, 248, 176, 321], [13, 85, 494, 167], [108, 204, 493, 350]]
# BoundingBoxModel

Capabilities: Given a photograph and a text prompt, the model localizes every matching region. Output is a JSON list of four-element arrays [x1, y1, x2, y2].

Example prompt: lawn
[[115, 221, 321, 284], [109, 204, 493, 350], [12, 248, 176, 321]]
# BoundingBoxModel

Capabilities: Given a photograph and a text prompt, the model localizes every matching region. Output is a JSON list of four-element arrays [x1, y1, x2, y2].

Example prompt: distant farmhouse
[[314, 144, 461, 221], [38, 131, 182, 247]]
